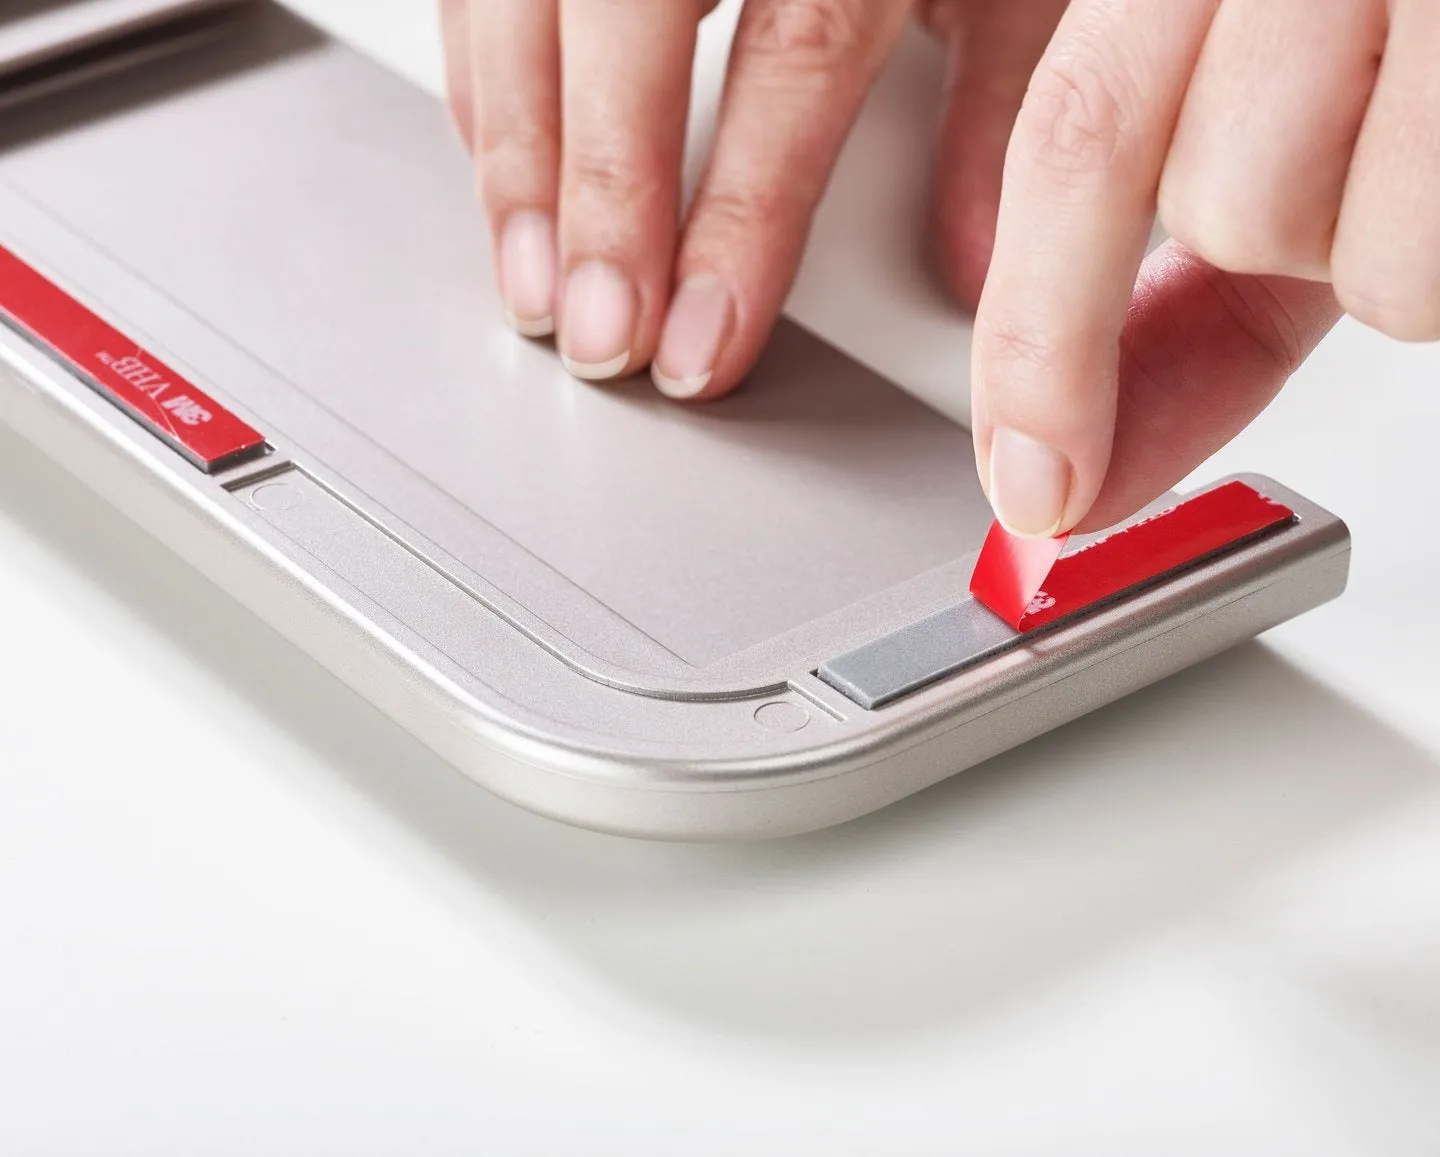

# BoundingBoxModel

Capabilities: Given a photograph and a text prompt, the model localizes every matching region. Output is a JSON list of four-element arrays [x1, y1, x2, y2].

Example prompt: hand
[[973, 0, 1431, 538], [440, 0, 1065, 393]]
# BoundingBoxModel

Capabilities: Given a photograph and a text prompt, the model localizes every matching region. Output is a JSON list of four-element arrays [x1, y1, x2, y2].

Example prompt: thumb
[[1076, 240, 1342, 533]]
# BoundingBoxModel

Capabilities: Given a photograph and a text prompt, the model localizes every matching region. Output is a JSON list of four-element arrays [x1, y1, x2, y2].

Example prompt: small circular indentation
[[249, 481, 303, 512], [753, 701, 810, 734]]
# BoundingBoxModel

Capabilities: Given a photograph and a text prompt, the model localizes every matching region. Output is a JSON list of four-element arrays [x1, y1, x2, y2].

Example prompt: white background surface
[[3, 2, 1440, 1153]]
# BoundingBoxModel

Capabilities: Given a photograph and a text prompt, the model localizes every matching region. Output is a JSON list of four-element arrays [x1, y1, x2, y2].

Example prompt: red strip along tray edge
[[0, 245, 267, 472], [970, 481, 1297, 632]]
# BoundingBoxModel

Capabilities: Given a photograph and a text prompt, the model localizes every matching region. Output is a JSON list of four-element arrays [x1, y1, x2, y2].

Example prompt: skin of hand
[[974, 0, 1433, 537], [440, 0, 1065, 387], [445, 0, 1432, 539]]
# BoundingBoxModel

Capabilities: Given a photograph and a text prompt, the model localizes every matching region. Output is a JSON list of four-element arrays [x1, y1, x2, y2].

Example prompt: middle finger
[[556, 0, 706, 380]]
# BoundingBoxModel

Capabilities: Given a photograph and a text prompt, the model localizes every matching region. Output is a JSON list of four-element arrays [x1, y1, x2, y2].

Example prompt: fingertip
[[651, 365, 712, 400], [557, 260, 637, 381], [497, 210, 558, 337], [986, 425, 1079, 539], [651, 272, 740, 401]]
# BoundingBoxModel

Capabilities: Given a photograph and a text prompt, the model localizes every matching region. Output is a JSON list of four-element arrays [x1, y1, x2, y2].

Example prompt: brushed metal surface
[[0, 2, 1353, 839]]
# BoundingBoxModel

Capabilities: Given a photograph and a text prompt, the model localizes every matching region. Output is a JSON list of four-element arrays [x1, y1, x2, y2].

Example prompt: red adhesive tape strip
[[970, 481, 1296, 632], [967, 522, 1071, 629], [0, 246, 266, 471]]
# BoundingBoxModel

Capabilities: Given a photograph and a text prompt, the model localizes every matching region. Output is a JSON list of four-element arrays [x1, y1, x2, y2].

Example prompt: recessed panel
[[0, 7, 993, 667]]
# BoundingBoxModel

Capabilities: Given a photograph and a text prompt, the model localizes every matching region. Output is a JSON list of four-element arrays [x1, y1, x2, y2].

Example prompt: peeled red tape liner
[[969, 481, 1297, 632]]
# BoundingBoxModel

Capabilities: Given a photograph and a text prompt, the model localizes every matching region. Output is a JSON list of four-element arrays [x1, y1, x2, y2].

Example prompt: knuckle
[[1160, 198, 1262, 275], [741, 0, 873, 75], [564, 141, 663, 208], [480, 118, 558, 176], [1160, 182, 1329, 279], [1017, 42, 1134, 182], [1336, 278, 1440, 343], [478, 122, 559, 211], [692, 184, 806, 240]]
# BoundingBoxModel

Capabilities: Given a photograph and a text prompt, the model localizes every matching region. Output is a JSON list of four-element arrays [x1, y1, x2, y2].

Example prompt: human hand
[[973, 0, 1431, 538], [440, 0, 1065, 393]]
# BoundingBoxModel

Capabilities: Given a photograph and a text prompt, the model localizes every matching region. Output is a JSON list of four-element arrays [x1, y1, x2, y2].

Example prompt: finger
[[1079, 240, 1341, 531], [1159, 0, 1385, 281], [971, 0, 1219, 538], [474, 0, 562, 336], [1333, 0, 1440, 341], [931, 0, 1069, 310], [554, 0, 703, 380], [440, 0, 474, 151], [651, 0, 912, 400]]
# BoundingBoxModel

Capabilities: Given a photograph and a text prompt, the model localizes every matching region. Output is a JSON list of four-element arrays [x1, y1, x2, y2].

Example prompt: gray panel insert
[[817, 599, 1019, 710], [818, 494, 1303, 710]]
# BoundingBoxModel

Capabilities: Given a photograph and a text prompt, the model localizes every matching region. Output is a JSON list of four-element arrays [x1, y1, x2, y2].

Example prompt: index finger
[[971, 0, 1218, 536]]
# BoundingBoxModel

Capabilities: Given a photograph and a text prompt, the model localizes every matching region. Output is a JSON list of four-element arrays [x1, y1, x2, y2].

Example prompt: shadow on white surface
[[2, 421, 1433, 1046]]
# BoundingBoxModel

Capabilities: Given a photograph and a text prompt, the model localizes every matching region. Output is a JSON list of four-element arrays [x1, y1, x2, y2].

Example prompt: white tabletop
[[3, 3, 1439, 1153]]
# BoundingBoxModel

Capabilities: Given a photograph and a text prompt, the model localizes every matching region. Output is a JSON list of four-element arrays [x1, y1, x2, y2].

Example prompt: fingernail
[[559, 261, 635, 380], [498, 211, 557, 337], [987, 427, 1073, 538], [652, 274, 734, 399]]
